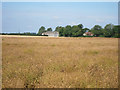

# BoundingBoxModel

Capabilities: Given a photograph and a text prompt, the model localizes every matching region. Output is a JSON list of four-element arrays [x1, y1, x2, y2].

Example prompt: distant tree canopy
[[2, 23, 119, 38], [47, 28, 52, 31], [38, 26, 46, 35], [91, 25, 103, 37], [55, 26, 64, 36], [54, 24, 87, 37], [37, 24, 119, 37], [37, 27, 53, 35], [103, 24, 114, 37], [113, 25, 120, 38]]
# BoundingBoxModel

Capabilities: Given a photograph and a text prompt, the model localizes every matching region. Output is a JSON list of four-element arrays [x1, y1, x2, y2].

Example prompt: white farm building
[[42, 31, 59, 37]]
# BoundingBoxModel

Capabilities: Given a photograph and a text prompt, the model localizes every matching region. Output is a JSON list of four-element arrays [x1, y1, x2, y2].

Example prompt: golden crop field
[[2, 36, 118, 88]]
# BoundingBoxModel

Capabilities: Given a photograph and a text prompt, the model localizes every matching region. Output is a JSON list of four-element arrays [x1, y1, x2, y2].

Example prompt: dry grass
[[2, 36, 118, 88]]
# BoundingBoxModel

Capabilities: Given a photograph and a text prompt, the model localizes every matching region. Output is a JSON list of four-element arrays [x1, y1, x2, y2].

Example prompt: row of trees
[[90, 24, 120, 37], [1, 24, 119, 38], [38, 24, 120, 38], [55, 24, 88, 37]]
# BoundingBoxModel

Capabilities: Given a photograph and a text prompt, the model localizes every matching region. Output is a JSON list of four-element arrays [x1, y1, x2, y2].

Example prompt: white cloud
[[57, 22, 62, 24], [86, 15, 117, 23], [71, 22, 76, 24], [87, 15, 116, 20], [96, 19, 105, 23], [53, 16, 62, 20]]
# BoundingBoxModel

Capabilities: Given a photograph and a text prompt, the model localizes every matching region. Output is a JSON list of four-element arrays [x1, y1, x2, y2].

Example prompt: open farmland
[[2, 35, 118, 88]]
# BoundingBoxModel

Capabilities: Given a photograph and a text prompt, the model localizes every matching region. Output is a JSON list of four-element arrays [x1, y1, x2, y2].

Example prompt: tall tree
[[112, 25, 120, 38], [83, 28, 89, 31], [55, 26, 64, 36], [78, 24, 83, 29], [55, 26, 61, 32], [91, 25, 103, 37], [38, 26, 46, 35], [63, 25, 72, 37], [103, 24, 114, 37], [47, 28, 52, 31], [71, 25, 80, 37]]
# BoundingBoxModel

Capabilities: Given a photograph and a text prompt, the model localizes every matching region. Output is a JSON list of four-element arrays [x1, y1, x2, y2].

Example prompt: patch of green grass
[[84, 50, 99, 55], [24, 49, 33, 54], [92, 51, 99, 54], [6, 43, 10, 45], [51, 44, 56, 47]]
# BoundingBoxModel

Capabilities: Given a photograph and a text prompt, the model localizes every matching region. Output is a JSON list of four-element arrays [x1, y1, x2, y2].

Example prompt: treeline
[[38, 23, 120, 38], [1, 23, 120, 38], [1, 32, 39, 36]]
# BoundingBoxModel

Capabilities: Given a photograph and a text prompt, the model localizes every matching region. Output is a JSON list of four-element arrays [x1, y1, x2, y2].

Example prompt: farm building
[[42, 31, 59, 37], [83, 32, 94, 36]]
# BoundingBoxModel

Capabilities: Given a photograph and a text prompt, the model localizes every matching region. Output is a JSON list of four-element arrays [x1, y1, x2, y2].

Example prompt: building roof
[[42, 31, 59, 34], [85, 32, 92, 34], [83, 32, 94, 36]]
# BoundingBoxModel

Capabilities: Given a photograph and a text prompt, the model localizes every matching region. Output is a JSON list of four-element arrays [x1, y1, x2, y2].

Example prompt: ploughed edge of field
[[0, 35, 117, 39]]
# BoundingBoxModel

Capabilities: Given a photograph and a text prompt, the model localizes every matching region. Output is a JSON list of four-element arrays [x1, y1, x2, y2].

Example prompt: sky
[[2, 2, 118, 33]]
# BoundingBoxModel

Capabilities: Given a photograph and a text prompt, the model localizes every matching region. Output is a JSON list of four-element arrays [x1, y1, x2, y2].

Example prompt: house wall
[[47, 33, 59, 37], [42, 31, 59, 37]]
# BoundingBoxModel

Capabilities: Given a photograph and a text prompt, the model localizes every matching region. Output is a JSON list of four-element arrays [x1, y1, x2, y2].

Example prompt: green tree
[[91, 25, 103, 37], [112, 25, 120, 38], [55, 26, 62, 32], [78, 24, 83, 29], [70, 25, 86, 37], [71, 25, 80, 37], [55, 26, 64, 36], [83, 28, 89, 31], [103, 24, 114, 37], [47, 28, 52, 31], [38, 26, 46, 35], [77, 24, 86, 36], [63, 25, 72, 37]]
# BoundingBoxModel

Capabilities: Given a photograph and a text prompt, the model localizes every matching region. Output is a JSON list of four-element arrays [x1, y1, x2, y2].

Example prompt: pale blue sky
[[2, 2, 118, 33]]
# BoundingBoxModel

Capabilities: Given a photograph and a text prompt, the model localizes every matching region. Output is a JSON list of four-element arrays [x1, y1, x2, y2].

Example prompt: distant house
[[83, 32, 94, 36], [42, 31, 59, 37]]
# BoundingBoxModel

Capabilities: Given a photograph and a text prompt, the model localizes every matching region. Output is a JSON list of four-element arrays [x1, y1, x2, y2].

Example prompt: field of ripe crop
[[2, 35, 118, 88]]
